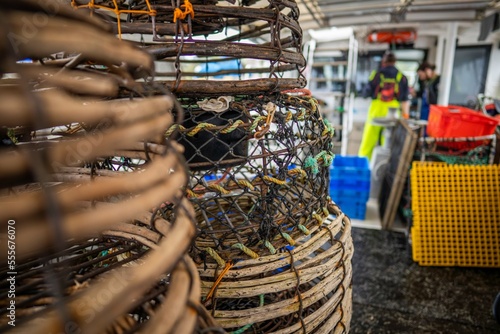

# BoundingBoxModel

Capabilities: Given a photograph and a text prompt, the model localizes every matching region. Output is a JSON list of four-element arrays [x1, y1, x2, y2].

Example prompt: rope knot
[[173, 0, 195, 22]]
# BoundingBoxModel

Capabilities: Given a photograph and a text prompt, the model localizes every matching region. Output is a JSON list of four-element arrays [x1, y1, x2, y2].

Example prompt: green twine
[[304, 156, 319, 174], [298, 224, 311, 235], [316, 151, 334, 167], [322, 119, 335, 137], [304, 151, 334, 175], [264, 240, 277, 254], [250, 115, 267, 131], [230, 294, 265, 334]]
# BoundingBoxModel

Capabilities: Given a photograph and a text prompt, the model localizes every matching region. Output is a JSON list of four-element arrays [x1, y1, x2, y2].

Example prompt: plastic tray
[[330, 188, 370, 202], [330, 155, 370, 180], [330, 178, 370, 191], [410, 162, 500, 268], [427, 105, 499, 149], [335, 200, 367, 220]]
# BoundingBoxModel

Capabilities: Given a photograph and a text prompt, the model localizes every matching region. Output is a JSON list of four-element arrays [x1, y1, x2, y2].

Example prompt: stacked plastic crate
[[411, 162, 500, 267], [329, 156, 371, 219]]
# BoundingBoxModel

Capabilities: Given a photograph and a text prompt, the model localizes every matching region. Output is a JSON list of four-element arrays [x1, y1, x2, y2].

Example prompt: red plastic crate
[[428, 105, 499, 138], [427, 105, 499, 149]]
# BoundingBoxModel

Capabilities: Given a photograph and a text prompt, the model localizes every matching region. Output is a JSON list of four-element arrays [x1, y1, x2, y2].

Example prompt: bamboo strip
[[5, 12, 153, 71], [0, 153, 179, 223], [0, 88, 172, 129], [17, 199, 196, 334], [12, 168, 186, 261], [0, 112, 173, 185], [22, 65, 119, 97]]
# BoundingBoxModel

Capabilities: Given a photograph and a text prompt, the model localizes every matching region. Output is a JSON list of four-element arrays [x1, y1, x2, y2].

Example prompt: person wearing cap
[[358, 52, 410, 161]]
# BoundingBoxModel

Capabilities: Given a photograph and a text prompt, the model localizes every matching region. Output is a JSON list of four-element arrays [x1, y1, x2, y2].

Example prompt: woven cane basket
[[198, 203, 353, 334], [0, 2, 222, 333]]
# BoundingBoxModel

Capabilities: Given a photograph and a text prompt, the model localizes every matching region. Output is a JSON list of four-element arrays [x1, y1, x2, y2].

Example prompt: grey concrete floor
[[350, 227, 500, 333]]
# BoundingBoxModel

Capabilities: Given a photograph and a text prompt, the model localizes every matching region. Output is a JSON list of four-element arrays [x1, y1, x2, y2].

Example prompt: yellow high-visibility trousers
[[358, 99, 400, 161]]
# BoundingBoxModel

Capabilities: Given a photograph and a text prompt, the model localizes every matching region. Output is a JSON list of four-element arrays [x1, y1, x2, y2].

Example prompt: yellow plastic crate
[[411, 162, 500, 267]]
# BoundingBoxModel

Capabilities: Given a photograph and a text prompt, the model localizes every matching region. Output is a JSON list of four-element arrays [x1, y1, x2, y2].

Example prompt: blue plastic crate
[[330, 178, 370, 192], [330, 155, 370, 180], [329, 187, 370, 202], [334, 200, 367, 220]]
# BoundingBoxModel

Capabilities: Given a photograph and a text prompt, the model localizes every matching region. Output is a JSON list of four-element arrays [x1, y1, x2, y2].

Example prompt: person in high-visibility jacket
[[358, 52, 409, 161]]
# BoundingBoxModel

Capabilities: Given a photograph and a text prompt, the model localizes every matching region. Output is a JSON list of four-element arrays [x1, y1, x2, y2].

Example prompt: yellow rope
[[287, 168, 306, 178], [298, 224, 310, 235], [207, 184, 231, 195], [220, 120, 245, 134], [186, 189, 198, 198], [313, 213, 323, 226], [264, 240, 277, 255], [187, 123, 217, 136], [308, 97, 318, 112], [281, 233, 296, 246], [165, 124, 186, 137], [323, 207, 330, 217], [285, 111, 293, 123], [263, 175, 287, 186], [232, 243, 259, 259], [249, 116, 266, 131], [237, 180, 255, 191], [297, 109, 306, 121], [205, 247, 226, 268]]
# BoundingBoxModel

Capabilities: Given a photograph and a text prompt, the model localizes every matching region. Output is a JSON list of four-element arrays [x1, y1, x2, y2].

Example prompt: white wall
[[485, 42, 500, 97]]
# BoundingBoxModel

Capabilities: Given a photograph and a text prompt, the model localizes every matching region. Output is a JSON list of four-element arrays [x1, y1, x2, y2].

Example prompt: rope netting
[[417, 134, 497, 165], [161, 91, 335, 265]]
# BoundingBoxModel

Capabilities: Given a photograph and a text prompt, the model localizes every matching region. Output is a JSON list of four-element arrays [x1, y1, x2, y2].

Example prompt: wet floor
[[350, 227, 500, 333]]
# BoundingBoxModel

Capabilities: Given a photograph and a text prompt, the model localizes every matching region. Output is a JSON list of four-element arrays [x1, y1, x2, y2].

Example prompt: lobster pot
[[71, 0, 307, 97], [0, 2, 224, 333], [198, 204, 353, 334], [0, 210, 203, 334], [167, 93, 335, 264]]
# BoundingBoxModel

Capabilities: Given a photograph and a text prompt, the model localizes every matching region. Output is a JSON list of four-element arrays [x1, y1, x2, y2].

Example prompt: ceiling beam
[[309, 0, 490, 13], [327, 9, 477, 26], [324, 7, 484, 18]]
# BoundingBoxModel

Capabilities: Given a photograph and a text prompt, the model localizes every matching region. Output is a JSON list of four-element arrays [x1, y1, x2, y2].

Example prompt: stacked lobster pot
[[0, 1, 222, 333], [71, 0, 353, 333]]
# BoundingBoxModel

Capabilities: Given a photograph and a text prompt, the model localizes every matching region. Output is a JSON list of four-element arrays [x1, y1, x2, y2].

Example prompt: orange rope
[[205, 260, 233, 302], [71, 0, 157, 39], [173, 0, 195, 22]]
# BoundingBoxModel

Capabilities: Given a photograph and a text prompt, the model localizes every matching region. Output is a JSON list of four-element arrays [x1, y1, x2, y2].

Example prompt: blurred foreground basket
[[0, 1, 221, 333]]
